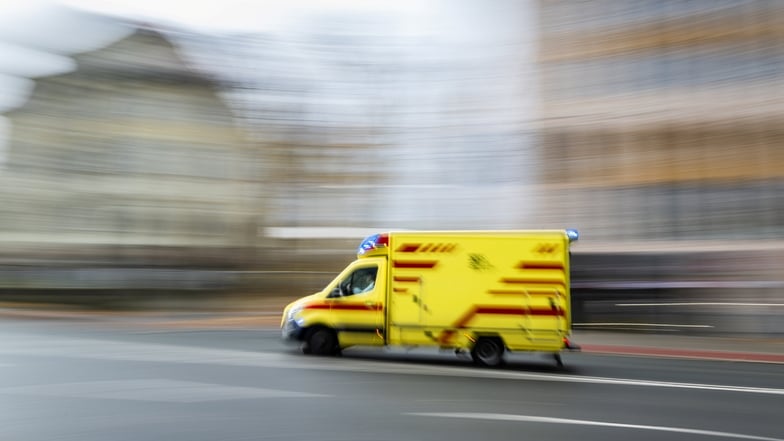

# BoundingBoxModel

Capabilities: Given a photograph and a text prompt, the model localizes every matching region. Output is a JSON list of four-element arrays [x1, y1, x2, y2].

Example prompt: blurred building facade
[[536, 0, 784, 243], [0, 29, 260, 274], [0, 3, 782, 299], [1, 3, 782, 252], [183, 3, 538, 233]]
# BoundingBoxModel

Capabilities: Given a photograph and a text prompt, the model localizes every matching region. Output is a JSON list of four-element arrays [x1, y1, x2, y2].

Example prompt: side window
[[337, 266, 378, 297]]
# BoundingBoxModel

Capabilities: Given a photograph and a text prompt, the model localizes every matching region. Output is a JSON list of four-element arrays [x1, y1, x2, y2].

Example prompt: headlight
[[287, 305, 303, 321]]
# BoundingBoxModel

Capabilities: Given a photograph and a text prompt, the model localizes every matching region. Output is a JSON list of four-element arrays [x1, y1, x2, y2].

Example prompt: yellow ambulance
[[281, 229, 580, 367]]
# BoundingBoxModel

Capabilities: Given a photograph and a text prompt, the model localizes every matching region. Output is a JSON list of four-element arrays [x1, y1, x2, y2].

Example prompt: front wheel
[[303, 327, 339, 356], [471, 337, 505, 367]]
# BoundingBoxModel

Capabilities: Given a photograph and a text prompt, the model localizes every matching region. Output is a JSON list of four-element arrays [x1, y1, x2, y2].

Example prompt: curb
[[579, 344, 784, 364]]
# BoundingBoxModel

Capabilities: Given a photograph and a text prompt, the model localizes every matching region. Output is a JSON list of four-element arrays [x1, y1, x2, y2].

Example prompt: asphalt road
[[1, 319, 783, 441]]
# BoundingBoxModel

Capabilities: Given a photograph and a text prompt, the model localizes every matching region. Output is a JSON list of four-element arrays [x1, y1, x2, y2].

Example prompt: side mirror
[[330, 287, 342, 298]]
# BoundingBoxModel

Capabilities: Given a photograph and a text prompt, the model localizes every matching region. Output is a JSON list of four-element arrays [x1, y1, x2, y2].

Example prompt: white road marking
[[395, 364, 784, 395], [0, 379, 329, 403], [575, 323, 714, 328], [1, 335, 783, 396], [406, 413, 784, 441], [615, 303, 784, 307]]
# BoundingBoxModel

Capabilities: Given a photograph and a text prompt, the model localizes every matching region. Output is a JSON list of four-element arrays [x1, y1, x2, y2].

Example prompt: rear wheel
[[303, 327, 338, 356], [471, 337, 505, 367]]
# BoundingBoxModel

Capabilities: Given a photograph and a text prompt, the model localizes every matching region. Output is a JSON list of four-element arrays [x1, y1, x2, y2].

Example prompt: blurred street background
[[0, 0, 782, 335]]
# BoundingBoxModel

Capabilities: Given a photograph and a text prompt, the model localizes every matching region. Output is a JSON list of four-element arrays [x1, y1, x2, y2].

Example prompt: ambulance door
[[388, 272, 427, 345], [327, 258, 386, 347]]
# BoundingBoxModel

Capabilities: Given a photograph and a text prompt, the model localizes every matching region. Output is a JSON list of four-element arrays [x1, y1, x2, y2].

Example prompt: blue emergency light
[[566, 229, 579, 242], [357, 233, 389, 255]]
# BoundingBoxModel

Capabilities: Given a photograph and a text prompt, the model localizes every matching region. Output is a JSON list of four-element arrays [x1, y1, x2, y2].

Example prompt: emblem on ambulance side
[[468, 253, 494, 271]]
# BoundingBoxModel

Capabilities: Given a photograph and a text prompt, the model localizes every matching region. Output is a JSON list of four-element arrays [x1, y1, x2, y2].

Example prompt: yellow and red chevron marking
[[482, 262, 565, 296], [534, 243, 560, 254], [396, 243, 457, 253], [487, 261, 566, 297], [438, 305, 565, 344]]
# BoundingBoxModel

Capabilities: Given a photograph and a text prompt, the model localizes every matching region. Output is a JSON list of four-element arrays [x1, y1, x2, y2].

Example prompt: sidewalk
[[2, 305, 782, 364], [573, 330, 784, 364]]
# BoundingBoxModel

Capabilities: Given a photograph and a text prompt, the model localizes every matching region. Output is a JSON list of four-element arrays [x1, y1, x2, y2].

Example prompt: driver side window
[[336, 266, 378, 298]]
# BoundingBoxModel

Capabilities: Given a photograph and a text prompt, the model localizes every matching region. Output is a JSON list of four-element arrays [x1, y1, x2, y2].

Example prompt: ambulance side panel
[[385, 231, 571, 352]]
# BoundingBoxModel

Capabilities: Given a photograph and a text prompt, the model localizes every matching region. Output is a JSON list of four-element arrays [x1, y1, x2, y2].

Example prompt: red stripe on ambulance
[[394, 276, 421, 283], [396, 244, 421, 253], [487, 289, 562, 296], [517, 262, 564, 270], [304, 303, 383, 311], [393, 261, 438, 269]]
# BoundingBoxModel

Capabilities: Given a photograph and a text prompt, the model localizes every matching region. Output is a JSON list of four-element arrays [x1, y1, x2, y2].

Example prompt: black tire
[[303, 327, 338, 356], [471, 337, 505, 367]]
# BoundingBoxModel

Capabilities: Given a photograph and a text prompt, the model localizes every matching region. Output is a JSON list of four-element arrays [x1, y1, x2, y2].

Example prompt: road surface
[[1, 318, 782, 441]]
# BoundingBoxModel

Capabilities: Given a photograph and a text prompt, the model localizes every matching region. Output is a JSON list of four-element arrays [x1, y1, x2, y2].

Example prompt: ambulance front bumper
[[281, 319, 305, 342]]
